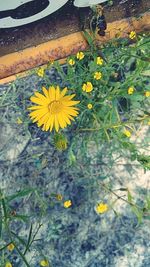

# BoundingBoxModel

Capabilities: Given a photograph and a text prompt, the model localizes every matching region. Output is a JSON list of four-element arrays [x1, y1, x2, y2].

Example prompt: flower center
[[48, 100, 63, 114]]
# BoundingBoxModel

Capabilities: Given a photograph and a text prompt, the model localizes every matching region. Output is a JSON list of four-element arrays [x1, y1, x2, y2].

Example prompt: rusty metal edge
[[0, 11, 150, 84]]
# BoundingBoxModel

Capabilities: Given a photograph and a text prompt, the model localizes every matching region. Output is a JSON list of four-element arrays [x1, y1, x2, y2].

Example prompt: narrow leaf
[[11, 231, 27, 247], [127, 190, 133, 203], [24, 224, 33, 255], [6, 189, 34, 202], [132, 206, 143, 225]]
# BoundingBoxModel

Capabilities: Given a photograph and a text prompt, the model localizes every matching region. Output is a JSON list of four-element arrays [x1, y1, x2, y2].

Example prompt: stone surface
[[0, 123, 30, 162], [0, 70, 149, 267]]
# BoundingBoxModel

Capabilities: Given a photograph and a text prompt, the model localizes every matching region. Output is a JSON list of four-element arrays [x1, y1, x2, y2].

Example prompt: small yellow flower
[[94, 71, 102, 80], [7, 243, 15, 251], [76, 51, 84, 60], [16, 118, 23, 124], [40, 259, 49, 267], [128, 87, 134, 95], [82, 82, 93, 93], [5, 262, 12, 267], [129, 31, 136, 40], [96, 203, 108, 214], [87, 104, 93, 110], [68, 59, 75, 66], [96, 57, 103, 65], [148, 121, 150, 126], [144, 91, 150, 97], [56, 194, 63, 201], [64, 200, 72, 208], [124, 129, 131, 138], [37, 68, 44, 77]]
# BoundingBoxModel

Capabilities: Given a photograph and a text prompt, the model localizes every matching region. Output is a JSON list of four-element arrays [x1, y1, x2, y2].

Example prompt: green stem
[[100, 183, 141, 209], [1, 193, 30, 267], [23, 223, 42, 255], [77, 116, 149, 133]]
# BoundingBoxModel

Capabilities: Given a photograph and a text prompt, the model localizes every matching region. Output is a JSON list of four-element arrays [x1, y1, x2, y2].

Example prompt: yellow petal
[[63, 108, 79, 116], [30, 96, 47, 106], [60, 87, 68, 97], [63, 114, 71, 125], [34, 92, 49, 103], [50, 115, 55, 131], [42, 87, 49, 98], [55, 86, 60, 100], [61, 100, 80, 106], [45, 115, 54, 131], [54, 115, 59, 132], [67, 114, 75, 121], [36, 113, 50, 126], [61, 94, 76, 101], [49, 86, 56, 101], [29, 108, 48, 120], [61, 111, 74, 123], [57, 113, 67, 128], [28, 105, 45, 110]]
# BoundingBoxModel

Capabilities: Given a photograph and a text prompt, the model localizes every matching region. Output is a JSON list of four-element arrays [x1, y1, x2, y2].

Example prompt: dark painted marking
[[0, 0, 49, 20]]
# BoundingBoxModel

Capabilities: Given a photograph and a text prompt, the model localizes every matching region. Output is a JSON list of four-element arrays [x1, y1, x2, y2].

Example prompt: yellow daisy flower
[[96, 203, 108, 214], [144, 91, 150, 97], [64, 200, 72, 208], [82, 82, 93, 93], [124, 129, 131, 138], [94, 72, 102, 80], [129, 31, 136, 40], [37, 68, 44, 77], [128, 87, 134, 95], [96, 57, 103, 65], [40, 259, 49, 267], [76, 51, 84, 60], [5, 262, 12, 267], [28, 86, 80, 132], [7, 243, 15, 251], [87, 104, 93, 109], [68, 59, 75, 66]]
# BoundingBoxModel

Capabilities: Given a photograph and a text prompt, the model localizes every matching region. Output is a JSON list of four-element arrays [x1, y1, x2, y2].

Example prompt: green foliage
[[48, 31, 150, 169]]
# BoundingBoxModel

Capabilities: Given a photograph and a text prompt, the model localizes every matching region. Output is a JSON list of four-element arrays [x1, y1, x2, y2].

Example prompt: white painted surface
[[74, 0, 107, 7], [0, 0, 69, 28]]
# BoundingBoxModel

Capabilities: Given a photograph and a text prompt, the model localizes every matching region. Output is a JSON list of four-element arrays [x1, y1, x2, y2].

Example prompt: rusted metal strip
[[0, 12, 149, 83], [0, 32, 87, 80]]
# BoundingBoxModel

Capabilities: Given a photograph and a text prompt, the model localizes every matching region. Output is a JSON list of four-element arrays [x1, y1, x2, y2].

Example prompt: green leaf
[[141, 70, 150, 76], [127, 190, 133, 203], [6, 188, 34, 202], [12, 214, 30, 222], [82, 30, 93, 46], [0, 242, 12, 252], [131, 206, 143, 225], [0, 202, 2, 238], [23, 224, 33, 255], [11, 231, 27, 247]]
